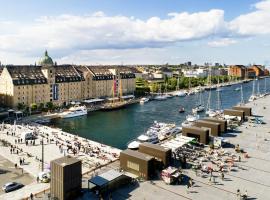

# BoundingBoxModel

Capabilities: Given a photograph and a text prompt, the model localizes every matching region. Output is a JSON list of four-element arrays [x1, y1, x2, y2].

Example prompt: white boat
[[154, 95, 167, 100], [248, 95, 257, 102], [249, 80, 257, 102], [205, 109, 217, 117], [192, 105, 205, 113], [234, 87, 241, 91], [154, 85, 167, 100], [192, 88, 204, 113], [59, 105, 87, 118], [173, 91, 186, 97], [127, 140, 141, 150], [181, 120, 193, 127], [186, 114, 199, 122], [140, 97, 149, 104]]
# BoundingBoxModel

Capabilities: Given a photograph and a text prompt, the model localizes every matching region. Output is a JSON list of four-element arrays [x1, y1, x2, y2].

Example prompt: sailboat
[[154, 85, 167, 100], [205, 67, 217, 117], [192, 87, 205, 113], [101, 77, 128, 110], [173, 76, 186, 97], [238, 85, 245, 106], [215, 86, 223, 115], [216, 76, 224, 92], [248, 80, 257, 102], [164, 83, 173, 98], [187, 77, 195, 95]]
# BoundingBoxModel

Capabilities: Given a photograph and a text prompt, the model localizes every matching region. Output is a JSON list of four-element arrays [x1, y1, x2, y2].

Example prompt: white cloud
[[0, 9, 227, 56], [229, 0, 270, 35], [0, 0, 270, 64], [208, 38, 237, 47]]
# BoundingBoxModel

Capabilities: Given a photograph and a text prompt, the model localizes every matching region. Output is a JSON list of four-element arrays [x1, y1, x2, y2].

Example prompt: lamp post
[[41, 137, 44, 171]]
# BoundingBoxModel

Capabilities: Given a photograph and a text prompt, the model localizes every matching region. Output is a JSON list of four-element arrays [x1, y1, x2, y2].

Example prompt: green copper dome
[[39, 50, 54, 66]]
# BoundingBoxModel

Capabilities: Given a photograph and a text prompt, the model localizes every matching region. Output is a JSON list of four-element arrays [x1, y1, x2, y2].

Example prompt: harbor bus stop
[[88, 170, 131, 194]]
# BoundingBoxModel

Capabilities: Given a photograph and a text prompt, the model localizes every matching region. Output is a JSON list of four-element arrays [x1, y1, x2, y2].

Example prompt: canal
[[52, 78, 270, 150]]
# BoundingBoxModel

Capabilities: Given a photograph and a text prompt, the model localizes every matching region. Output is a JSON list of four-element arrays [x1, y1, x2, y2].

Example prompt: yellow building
[[0, 51, 136, 108]]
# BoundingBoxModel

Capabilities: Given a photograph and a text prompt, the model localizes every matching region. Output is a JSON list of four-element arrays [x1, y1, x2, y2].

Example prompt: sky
[[0, 0, 270, 65]]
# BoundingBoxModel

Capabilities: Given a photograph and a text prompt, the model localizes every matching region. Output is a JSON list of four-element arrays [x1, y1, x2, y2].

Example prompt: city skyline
[[0, 0, 270, 65]]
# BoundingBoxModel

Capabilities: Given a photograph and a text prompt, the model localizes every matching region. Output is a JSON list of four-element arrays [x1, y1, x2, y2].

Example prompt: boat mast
[[206, 66, 212, 111], [257, 79, 260, 96], [217, 86, 222, 111], [176, 76, 180, 91], [264, 78, 267, 95], [240, 85, 244, 105], [252, 80, 255, 96]]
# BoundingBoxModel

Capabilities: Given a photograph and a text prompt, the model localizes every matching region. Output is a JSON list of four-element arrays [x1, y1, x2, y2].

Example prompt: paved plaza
[[1, 95, 270, 199]]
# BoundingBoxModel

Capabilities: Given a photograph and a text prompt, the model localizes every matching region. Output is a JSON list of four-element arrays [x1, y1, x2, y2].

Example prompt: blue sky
[[0, 0, 270, 65]]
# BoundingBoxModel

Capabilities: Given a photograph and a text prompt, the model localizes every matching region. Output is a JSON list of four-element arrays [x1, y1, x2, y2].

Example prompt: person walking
[[30, 193, 33, 200], [237, 189, 241, 200], [221, 172, 224, 181]]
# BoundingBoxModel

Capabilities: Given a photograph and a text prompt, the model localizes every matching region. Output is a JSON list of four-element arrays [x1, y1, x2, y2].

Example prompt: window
[[127, 161, 139, 171]]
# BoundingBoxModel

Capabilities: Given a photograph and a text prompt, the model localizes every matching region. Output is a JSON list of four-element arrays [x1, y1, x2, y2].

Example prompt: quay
[[0, 122, 121, 200], [1, 84, 270, 199]]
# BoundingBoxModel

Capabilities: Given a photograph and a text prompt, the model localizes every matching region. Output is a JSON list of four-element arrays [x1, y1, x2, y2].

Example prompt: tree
[[31, 103, 37, 111], [17, 103, 25, 110], [46, 102, 54, 110], [38, 103, 44, 110]]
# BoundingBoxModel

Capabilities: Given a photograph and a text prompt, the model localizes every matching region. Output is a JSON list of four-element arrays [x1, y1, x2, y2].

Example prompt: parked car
[[2, 182, 24, 193]]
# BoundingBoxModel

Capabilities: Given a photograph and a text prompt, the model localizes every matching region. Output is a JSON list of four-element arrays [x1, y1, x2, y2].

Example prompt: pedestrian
[[15, 163, 17, 169], [37, 176, 39, 183], [189, 178, 193, 187], [221, 172, 224, 181], [243, 190, 248, 200], [19, 158, 22, 165], [186, 183, 190, 194], [237, 189, 241, 199], [213, 176, 216, 185], [238, 156, 241, 162], [30, 193, 33, 200], [10, 148, 12, 154]]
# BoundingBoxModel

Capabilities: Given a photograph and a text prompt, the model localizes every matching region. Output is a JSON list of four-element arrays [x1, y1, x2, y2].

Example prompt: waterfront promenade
[[0, 123, 121, 200], [103, 95, 270, 200]]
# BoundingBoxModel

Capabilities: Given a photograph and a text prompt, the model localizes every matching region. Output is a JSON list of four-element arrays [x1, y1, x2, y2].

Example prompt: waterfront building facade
[[228, 65, 246, 78], [0, 51, 136, 108]]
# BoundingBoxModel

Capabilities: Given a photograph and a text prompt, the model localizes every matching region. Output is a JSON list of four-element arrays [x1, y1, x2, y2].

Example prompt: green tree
[[31, 103, 37, 111], [46, 102, 54, 110]]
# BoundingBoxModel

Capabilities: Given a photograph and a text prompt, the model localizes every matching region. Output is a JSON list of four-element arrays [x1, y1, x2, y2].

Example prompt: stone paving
[[104, 95, 270, 200]]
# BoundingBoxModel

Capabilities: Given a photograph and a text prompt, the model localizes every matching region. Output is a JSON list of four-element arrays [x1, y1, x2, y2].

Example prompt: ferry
[[59, 105, 87, 118]]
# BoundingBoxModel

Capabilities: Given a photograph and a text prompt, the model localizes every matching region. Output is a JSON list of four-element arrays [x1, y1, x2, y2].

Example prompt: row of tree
[[135, 75, 240, 94]]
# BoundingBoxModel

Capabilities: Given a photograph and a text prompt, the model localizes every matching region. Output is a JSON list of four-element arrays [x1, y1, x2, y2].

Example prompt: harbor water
[[52, 78, 270, 150]]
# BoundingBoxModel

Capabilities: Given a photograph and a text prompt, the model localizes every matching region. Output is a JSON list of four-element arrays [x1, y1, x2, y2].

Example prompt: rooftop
[[51, 156, 81, 166]]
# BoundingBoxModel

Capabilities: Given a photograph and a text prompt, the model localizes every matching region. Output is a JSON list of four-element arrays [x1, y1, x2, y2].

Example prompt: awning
[[88, 170, 123, 188], [120, 95, 135, 99], [83, 99, 105, 103]]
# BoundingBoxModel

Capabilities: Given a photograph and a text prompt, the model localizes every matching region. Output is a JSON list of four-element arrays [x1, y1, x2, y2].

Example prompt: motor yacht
[[173, 91, 186, 97], [59, 105, 87, 119], [186, 114, 199, 122], [181, 120, 194, 127], [248, 95, 257, 102], [140, 97, 150, 104], [205, 109, 217, 117], [154, 95, 167, 100], [192, 105, 205, 113]]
